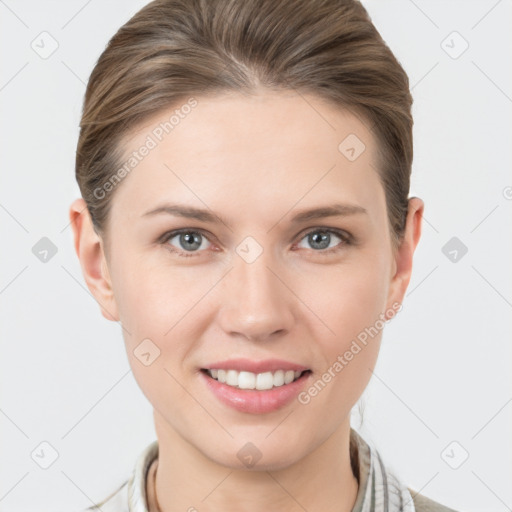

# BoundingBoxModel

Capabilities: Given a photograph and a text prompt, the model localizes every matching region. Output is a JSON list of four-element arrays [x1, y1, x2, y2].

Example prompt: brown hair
[[75, 0, 413, 250]]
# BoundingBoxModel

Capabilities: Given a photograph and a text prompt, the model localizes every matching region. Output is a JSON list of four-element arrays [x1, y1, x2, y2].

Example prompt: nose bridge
[[218, 240, 293, 339], [232, 243, 282, 301]]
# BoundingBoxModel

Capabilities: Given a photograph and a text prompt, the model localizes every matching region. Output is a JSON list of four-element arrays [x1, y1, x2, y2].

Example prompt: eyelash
[[158, 227, 353, 258]]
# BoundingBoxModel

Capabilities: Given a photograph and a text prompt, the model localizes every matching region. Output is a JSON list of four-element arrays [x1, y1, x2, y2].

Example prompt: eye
[[160, 229, 212, 257], [159, 227, 353, 258], [295, 228, 351, 254]]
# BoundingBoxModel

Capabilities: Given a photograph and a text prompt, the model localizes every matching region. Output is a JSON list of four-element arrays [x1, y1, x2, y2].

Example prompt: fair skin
[[70, 89, 423, 512]]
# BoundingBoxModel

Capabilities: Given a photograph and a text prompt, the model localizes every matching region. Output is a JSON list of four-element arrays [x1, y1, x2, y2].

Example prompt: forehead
[[110, 90, 384, 226]]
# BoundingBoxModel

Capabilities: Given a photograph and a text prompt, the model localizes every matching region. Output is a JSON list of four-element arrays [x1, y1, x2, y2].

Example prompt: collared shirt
[[80, 428, 459, 512]]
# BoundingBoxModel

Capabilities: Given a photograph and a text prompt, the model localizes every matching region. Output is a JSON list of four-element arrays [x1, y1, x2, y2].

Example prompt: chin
[[197, 432, 311, 472], [213, 450, 303, 472]]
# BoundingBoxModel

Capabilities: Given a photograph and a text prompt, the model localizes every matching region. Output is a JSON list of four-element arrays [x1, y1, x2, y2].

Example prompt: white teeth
[[226, 370, 238, 386], [206, 368, 306, 389], [256, 372, 273, 390], [239, 371, 256, 389], [273, 370, 285, 386]]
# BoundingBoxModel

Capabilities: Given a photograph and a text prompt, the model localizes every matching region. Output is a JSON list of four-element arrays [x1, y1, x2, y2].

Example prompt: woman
[[69, 0, 461, 510]]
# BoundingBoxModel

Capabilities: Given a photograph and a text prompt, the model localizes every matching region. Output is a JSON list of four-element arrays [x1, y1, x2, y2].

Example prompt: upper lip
[[202, 358, 309, 374]]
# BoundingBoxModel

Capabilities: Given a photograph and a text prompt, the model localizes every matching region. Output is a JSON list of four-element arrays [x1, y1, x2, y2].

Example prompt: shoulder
[[409, 488, 462, 512], [73, 439, 158, 512], [74, 480, 129, 512]]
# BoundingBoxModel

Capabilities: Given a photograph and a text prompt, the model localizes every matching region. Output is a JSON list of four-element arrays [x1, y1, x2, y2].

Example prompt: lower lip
[[200, 370, 311, 414]]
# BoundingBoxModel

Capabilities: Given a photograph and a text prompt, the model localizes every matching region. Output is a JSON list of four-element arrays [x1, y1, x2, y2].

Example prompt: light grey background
[[1, 1, 511, 511]]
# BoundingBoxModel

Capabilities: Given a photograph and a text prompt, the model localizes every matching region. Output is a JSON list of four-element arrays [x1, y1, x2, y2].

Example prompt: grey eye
[[168, 231, 209, 252], [297, 230, 343, 251]]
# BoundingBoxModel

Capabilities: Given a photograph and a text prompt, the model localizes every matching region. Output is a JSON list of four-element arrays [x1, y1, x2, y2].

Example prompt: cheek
[[301, 277, 384, 423], [111, 251, 193, 334], [112, 256, 219, 371], [297, 253, 390, 341], [298, 251, 389, 396], [320, 333, 381, 419], [114, 263, 200, 411]]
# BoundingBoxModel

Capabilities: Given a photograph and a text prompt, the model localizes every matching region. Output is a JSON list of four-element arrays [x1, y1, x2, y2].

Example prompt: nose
[[217, 249, 295, 343]]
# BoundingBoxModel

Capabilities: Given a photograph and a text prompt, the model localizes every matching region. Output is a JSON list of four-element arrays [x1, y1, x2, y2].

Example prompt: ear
[[69, 198, 120, 322], [385, 196, 424, 317]]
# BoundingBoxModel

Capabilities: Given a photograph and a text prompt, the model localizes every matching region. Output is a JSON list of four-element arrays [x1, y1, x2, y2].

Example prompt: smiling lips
[[201, 358, 312, 413]]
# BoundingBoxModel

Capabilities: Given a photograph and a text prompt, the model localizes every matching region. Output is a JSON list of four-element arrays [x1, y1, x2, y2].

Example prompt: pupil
[[310, 232, 329, 250], [181, 232, 201, 251]]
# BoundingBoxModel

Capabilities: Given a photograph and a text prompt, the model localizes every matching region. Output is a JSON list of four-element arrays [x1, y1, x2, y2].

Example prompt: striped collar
[[92, 428, 415, 512]]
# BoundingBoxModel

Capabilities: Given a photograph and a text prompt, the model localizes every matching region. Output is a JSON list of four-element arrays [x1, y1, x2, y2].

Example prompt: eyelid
[[158, 227, 212, 244], [296, 226, 353, 243]]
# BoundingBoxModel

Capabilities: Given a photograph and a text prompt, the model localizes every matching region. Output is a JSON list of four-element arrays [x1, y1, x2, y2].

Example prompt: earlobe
[[69, 198, 120, 322], [385, 197, 424, 316]]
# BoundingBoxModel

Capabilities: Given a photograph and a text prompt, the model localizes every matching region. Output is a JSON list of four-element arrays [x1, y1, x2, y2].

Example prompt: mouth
[[199, 360, 313, 413], [201, 368, 312, 390]]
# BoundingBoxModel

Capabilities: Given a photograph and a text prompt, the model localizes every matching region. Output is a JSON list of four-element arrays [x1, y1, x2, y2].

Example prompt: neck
[[147, 413, 359, 512]]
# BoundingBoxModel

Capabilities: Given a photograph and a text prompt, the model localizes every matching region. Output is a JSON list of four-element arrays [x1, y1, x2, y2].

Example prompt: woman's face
[[88, 89, 417, 469]]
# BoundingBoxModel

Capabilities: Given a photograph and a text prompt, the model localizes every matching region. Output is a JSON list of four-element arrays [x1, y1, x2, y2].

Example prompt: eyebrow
[[141, 202, 367, 227]]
